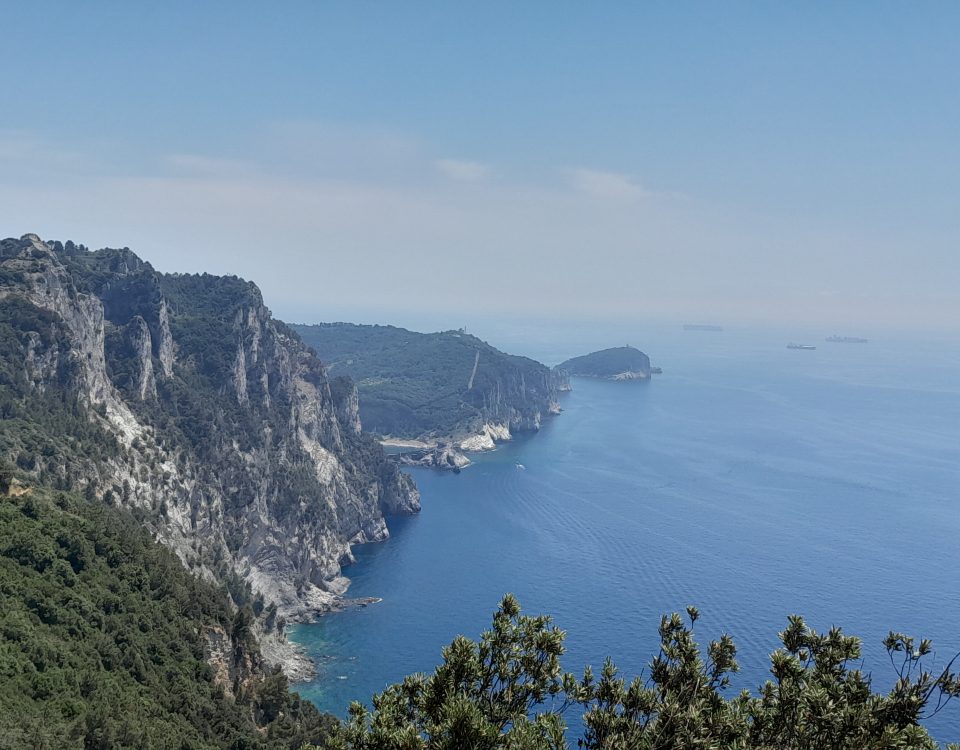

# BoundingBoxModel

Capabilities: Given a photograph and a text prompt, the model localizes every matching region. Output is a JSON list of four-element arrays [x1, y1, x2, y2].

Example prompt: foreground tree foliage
[[0, 486, 335, 749], [317, 596, 960, 750]]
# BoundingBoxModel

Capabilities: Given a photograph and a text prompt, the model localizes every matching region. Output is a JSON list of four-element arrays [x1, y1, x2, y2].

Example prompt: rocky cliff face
[[0, 235, 419, 631], [464, 363, 567, 438]]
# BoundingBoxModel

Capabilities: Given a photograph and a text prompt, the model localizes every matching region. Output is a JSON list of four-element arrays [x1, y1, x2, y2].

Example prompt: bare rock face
[[0, 235, 419, 633], [470, 371, 564, 437], [329, 376, 363, 436], [119, 315, 158, 400], [396, 443, 472, 472]]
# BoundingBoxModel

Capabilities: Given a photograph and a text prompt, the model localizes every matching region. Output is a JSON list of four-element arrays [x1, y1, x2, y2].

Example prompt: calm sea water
[[291, 325, 960, 741]]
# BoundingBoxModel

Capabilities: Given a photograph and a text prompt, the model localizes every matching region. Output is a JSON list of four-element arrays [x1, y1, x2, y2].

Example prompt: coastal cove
[[290, 327, 960, 741]]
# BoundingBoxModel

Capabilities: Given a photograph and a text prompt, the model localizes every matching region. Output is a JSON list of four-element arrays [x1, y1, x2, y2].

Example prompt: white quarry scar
[[466, 350, 480, 390]]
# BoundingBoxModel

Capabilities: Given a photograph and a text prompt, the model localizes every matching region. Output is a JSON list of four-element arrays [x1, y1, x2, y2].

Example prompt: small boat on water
[[516, 463, 526, 470], [787, 343, 816, 350]]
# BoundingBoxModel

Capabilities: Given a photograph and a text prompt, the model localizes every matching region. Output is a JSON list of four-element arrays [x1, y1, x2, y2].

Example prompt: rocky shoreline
[[395, 443, 472, 472], [383, 421, 520, 472], [264, 595, 385, 682]]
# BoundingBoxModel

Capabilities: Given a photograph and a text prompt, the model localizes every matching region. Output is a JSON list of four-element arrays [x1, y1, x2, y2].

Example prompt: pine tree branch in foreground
[[313, 595, 960, 750]]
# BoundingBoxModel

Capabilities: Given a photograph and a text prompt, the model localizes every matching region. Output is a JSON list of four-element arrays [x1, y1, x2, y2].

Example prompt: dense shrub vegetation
[[0, 484, 335, 749], [316, 596, 960, 750]]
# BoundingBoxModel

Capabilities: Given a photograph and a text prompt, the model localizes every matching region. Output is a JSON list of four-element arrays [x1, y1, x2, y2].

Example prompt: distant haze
[[2, 3, 958, 328]]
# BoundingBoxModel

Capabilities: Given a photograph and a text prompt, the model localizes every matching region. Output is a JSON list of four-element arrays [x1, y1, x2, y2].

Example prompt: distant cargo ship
[[683, 324, 723, 331], [826, 335, 869, 343], [787, 343, 816, 350]]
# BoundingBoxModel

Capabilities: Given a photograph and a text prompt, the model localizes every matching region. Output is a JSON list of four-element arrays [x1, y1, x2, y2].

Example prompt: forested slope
[[0, 480, 335, 749]]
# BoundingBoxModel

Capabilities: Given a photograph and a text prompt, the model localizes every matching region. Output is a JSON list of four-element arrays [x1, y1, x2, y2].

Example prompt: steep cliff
[[0, 235, 419, 631], [292, 323, 568, 449]]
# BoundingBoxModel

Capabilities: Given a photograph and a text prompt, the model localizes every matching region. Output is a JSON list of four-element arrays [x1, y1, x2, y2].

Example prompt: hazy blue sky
[[2, 2, 958, 327]]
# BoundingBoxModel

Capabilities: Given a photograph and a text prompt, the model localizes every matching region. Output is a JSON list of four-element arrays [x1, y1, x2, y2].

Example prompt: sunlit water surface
[[291, 325, 960, 741]]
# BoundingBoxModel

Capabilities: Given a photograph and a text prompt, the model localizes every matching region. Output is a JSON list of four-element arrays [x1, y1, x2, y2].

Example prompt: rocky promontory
[[292, 323, 568, 452]]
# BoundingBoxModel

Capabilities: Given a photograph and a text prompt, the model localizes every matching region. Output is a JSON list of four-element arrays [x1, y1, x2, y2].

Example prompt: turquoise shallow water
[[291, 326, 960, 740]]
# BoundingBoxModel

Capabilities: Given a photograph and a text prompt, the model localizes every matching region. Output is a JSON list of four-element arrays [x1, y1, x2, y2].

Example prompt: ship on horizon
[[787, 343, 817, 350], [826, 335, 869, 343]]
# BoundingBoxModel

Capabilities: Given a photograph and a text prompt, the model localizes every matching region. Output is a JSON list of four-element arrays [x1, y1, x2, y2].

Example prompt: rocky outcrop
[[611, 370, 649, 381], [458, 422, 512, 452], [0, 235, 419, 647], [396, 443, 472, 472]]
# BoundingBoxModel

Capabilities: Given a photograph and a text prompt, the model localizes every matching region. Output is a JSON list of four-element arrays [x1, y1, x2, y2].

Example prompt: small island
[[555, 345, 655, 381]]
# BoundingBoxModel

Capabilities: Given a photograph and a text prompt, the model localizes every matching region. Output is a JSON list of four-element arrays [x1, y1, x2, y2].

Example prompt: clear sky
[[2, 2, 958, 328]]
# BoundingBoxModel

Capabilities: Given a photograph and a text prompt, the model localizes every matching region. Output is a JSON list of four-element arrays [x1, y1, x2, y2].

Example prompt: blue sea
[[291, 323, 960, 741]]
